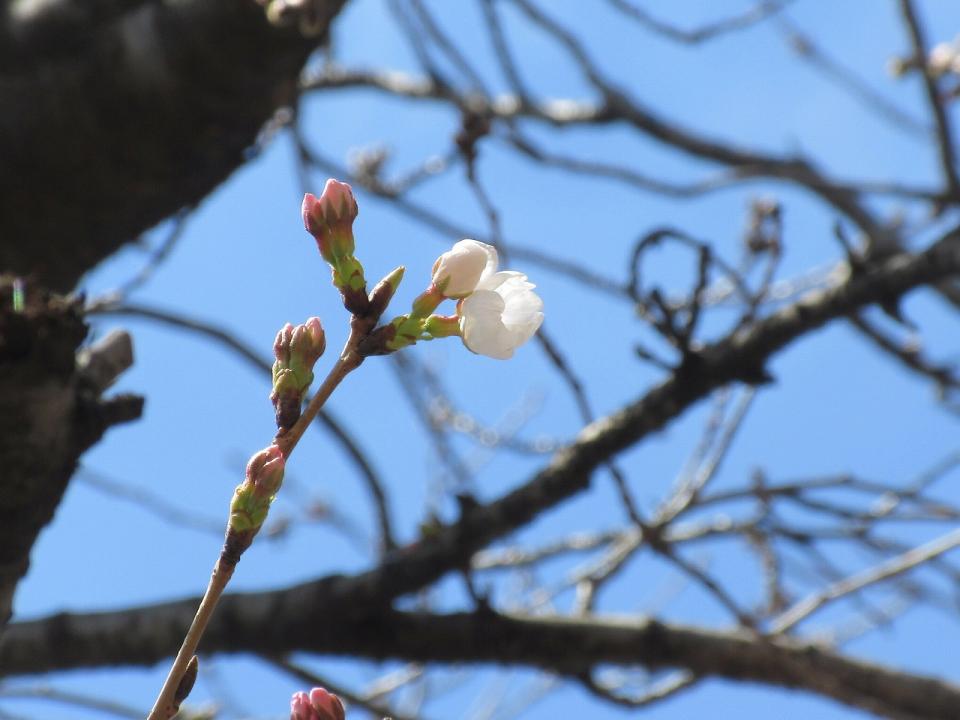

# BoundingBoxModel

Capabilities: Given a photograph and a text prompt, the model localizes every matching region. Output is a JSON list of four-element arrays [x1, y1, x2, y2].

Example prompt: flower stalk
[[146, 335, 364, 720], [148, 181, 543, 719]]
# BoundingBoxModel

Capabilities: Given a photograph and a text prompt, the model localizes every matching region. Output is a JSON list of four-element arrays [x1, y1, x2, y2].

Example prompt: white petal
[[476, 270, 526, 293], [433, 240, 498, 297], [458, 275, 543, 360], [460, 290, 515, 359], [476, 245, 504, 285]]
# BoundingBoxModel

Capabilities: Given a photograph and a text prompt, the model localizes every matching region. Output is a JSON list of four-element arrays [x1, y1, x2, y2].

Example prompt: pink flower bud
[[290, 687, 346, 720], [302, 179, 359, 264], [309, 688, 346, 720], [291, 317, 326, 368], [290, 691, 314, 720], [245, 444, 285, 499], [274, 323, 295, 365], [229, 444, 286, 534], [271, 318, 326, 430]]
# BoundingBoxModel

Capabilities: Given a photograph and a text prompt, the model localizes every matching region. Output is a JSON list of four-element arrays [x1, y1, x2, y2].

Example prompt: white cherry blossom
[[431, 239, 497, 298], [458, 270, 544, 359]]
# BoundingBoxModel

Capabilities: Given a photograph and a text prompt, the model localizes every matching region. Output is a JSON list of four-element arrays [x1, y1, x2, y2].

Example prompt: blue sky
[[4, 1, 960, 718]]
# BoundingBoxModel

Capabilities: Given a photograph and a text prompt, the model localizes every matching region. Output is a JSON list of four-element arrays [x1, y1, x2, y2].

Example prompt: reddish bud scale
[[273, 390, 302, 432], [357, 323, 398, 356]]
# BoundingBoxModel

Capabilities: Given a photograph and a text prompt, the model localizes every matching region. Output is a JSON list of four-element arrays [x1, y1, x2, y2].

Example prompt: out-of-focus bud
[[928, 42, 956, 77], [309, 688, 346, 720], [887, 55, 909, 78], [290, 692, 313, 720], [271, 318, 326, 431], [367, 265, 405, 319], [229, 444, 286, 533], [431, 239, 497, 298], [290, 687, 346, 720]]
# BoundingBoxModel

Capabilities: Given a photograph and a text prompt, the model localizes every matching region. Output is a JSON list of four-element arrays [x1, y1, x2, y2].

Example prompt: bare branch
[[6, 608, 960, 720], [606, 0, 791, 45], [897, 0, 960, 196], [772, 526, 960, 634]]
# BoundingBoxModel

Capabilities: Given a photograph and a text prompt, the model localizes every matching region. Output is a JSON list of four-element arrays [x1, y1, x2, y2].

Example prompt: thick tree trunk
[[0, 277, 142, 629], [0, 0, 346, 628], [0, 0, 345, 291]]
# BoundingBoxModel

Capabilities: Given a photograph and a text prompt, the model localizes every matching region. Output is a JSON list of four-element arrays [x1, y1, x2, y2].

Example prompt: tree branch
[[3, 227, 958, 648], [4, 608, 960, 719]]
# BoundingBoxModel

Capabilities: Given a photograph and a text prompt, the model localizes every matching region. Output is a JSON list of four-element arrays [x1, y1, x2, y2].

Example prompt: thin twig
[[898, 0, 960, 195], [771, 526, 960, 633], [607, 0, 791, 45]]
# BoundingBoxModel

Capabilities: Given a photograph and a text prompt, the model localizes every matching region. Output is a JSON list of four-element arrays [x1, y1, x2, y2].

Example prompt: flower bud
[[290, 687, 346, 720], [303, 180, 369, 310], [302, 180, 358, 264], [272, 318, 326, 431], [928, 42, 957, 77], [290, 692, 313, 720], [384, 314, 423, 352], [291, 317, 326, 368], [229, 445, 285, 533], [431, 239, 497, 298], [422, 314, 460, 338], [273, 323, 295, 367], [367, 265, 405, 319], [410, 286, 444, 319], [173, 656, 199, 708]]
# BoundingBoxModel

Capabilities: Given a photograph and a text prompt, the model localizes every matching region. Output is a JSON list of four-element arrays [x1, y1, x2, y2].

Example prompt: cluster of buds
[[301, 180, 542, 359], [225, 444, 286, 559], [376, 239, 544, 359], [290, 687, 346, 720], [271, 318, 326, 431]]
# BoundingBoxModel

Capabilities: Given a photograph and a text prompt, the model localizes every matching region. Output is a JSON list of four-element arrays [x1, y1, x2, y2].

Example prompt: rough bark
[[0, 277, 142, 630], [0, 0, 345, 291], [0, 0, 347, 631]]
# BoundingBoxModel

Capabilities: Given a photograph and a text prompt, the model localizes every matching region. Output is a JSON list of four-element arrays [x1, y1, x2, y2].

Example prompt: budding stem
[[276, 344, 363, 458], [146, 332, 365, 720]]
